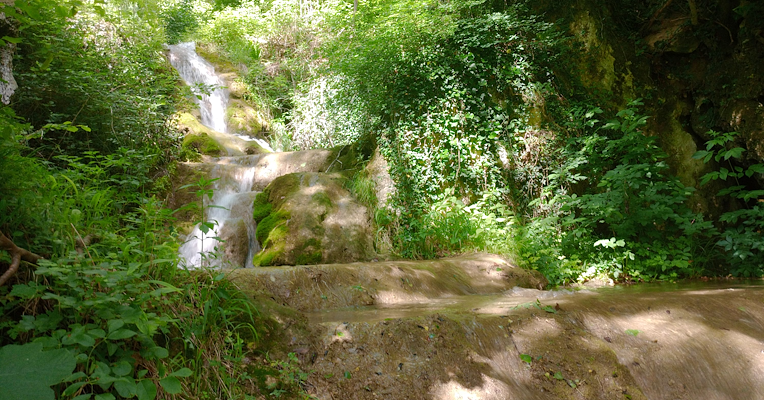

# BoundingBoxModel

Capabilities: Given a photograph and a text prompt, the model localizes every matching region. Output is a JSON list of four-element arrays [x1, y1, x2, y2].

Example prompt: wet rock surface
[[238, 272, 764, 399]]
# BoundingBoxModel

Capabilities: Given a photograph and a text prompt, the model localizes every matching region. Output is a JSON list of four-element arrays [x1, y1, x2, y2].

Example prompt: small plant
[[180, 177, 225, 267], [266, 353, 312, 399]]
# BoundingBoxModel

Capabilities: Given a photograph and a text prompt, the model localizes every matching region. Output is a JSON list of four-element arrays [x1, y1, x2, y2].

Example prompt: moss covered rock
[[252, 172, 376, 266], [182, 132, 223, 157], [227, 99, 269, 135]]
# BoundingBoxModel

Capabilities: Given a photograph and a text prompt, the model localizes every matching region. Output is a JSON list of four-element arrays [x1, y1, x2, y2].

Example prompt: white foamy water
[[167, 42, 229, 133], [169, 42, 261, 268]]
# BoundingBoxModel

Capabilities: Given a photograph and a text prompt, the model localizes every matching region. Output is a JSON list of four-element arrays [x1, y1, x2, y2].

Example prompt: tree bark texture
[[0, 231, 42, 286]]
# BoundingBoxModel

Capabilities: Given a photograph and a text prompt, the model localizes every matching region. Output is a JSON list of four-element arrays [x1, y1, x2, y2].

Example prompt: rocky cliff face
[[533, 0, 764, 215]]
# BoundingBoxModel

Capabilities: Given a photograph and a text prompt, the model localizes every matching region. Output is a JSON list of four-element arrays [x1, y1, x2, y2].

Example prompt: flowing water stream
[[168, 42, 332, 269], [168, 44, 764, 399], [168, 42, 261, 268]]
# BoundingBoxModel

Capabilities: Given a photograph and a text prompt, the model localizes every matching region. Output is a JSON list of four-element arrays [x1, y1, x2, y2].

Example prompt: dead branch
[[0, 231, 43, 286]]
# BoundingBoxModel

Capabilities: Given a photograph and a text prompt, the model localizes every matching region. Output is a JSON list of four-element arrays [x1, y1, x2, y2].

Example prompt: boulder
[[252, 172, 376, 266]]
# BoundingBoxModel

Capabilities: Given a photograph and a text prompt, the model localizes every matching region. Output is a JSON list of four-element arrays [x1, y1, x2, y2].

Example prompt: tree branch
[[0, 231, 42, 286]]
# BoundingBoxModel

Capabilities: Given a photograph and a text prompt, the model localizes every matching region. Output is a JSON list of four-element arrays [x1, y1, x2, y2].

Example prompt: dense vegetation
[[0, 1, 306, 399], [2, 0, 764, 398]]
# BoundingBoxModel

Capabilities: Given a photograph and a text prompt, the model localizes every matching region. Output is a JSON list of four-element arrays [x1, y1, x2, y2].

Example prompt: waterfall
[[168, 42, 260, 269], [167, 42, 229, 133]]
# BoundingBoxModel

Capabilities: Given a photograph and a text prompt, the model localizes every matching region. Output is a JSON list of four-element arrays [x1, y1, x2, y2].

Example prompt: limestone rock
[[253, 172, 376, 266], [365, 148, 395, 209], [218, 218, 250, 267]]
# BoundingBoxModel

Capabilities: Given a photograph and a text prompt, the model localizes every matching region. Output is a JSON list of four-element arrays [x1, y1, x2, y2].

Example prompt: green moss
[[256, 210, 290, 245], [295, 251, 322, 265], [311, 192, 333, 209], [252, 246, 282, 267], [182, 133, 223, 156], [252, 192, 273, 222], [266, 174, 302, 208], [295, 238, 323, 265], [245, 142, 268, 155]]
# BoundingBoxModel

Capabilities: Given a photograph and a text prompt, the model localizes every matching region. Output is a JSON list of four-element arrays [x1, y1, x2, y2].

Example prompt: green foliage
[[0, 343, 76, 400], [519, 101, 712, 283], [325, 1, 564, 258], [693, 130, 764, 277], [162, 0, 198, 44], [266, 352, 312, 399], [0, 3, 287, 399], [10, 0, 181, 163]]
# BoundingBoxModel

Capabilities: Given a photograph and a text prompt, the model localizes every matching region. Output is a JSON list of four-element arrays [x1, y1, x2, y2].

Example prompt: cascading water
[[168, 42, 260, 268], [167, 42, 229, 134]]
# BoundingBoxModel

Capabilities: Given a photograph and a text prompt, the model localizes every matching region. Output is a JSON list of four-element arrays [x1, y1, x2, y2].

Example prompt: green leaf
[[107, 329, 137, 340], [520, 354, 532, 364], [107, 319, 125, 333], [553, 371, 564, 380], [112, 361, 132, 377], [625, 329, 640, 336], [0, 343, 77, 400], [691, 150, 710, 160], [95, 394, 116, 400], [723, 147, 745, 160], [148, 346, 169, 359], [2, 36, 21, 44], [136, 379, 157, 400], [10, 283, 39, 299], [169, 368, 193, 378], [114, 378, 137, 398], [159, 376, 182, 394]]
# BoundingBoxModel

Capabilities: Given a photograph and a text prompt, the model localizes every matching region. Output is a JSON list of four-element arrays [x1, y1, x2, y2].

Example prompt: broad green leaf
[[147, 346, 169, 359], [0, 343, 76, 400], [159, 376, 182, 394], [136, 379, 157, 400], [95, 394, 116, 400], [107, 329, 137, 340], [2, 36, 21, 44], [112, 360, 132, 377], [519, 353, 532, 364], [114, 378, 137, 398], [107, 319, 125, 333], [625, 329, 640, 336], [170, 368, 193, 378]]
